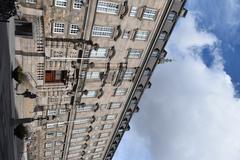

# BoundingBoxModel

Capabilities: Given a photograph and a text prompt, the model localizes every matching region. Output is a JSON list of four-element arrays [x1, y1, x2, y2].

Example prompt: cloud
[[113, 12, 240, 160]]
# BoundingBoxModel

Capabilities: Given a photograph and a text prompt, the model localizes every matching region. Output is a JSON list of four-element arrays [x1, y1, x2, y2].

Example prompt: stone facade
[[15, 0, 187, 160]]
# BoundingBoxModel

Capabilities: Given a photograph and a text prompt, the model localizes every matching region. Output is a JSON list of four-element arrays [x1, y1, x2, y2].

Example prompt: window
[[47, 123, 57, 129], [109, 102, 122, 109], [86, 72, 101, 80], [144, 68, 151, 76], [59, 108, 67, 114], [45, 151, 52, 156], [55, 0, 67, 7], [99, 132, 110, 138], [97, 1, 119, 15], [95, 147, 104, 152], [167, 12, 177, 22], [47, 109, 57, 116], [159, 31, 167, 40], [46, 132, 55, 138], [123, 69, 135, 80], [26, 0, 36, 4], [70, 24, 79, 34], [71, 136, 85, 142], [73, 0, 84, 9], [143, 8, 157, 20], [82, 90, 97, 98], [53, 22, 64, 33], [72, 127, 88, 134], [115, 88, 128, 96], [96, 140, 107, 146], [105, 114, 117, 120], [135, 30, 150, 41], [93, 154, 102, 159], [128, 49, 142, 58], [55, 141, 63, 146], [102, 124, 113, 130], [152, 50, 160, 57], [129, 6, 137, 17], [92, 25, 113, 37], [56, 132, 64, 137], [76, 104, 95, 112], [74, 117, 92, 124], [90, 48, 108, 58], [122, 31, 130, 39], [45, 142, 53, 148]]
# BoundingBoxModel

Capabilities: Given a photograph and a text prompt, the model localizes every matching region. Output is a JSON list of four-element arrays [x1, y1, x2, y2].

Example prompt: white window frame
[[86, 71, 101, 80], [82, 90, 97, 98], [55, 0, 67, 7], [92, 25, 113, 38], [129, 6, 137, 17], [110, 102, 122, 109], [46, 132, 55, 138], [74, 117, 92, 124], [115, 88, 128, 96], [128, 49, 142, 58], [69, 24, 79, 34], [26, 0, 36, 4], [53, 22, 64, 34], [123, 69, 135, 80], [135, 30, 150, 41], [76, 104, 95, 112], [105, 114, 117, 120], [102, 123, 113, 130], [159, 31, 167, 40], [47, 123, 57, 129], [97, 1, 119, 15], [99, 132, 110, 138], [90, 48, 108, 58], [73, 0, 84, 9], [45, 142, 53, 148], [122, 30, 130, 39], [143, 8, 158, 20], [45, 151, 52, 156], [95, 147, 104, 152], [47, 109, 57, 116], [72, 127, 88, 134]]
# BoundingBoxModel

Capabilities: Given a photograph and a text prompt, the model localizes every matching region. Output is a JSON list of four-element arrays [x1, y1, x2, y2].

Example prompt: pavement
[[0, 18, 23, 160]]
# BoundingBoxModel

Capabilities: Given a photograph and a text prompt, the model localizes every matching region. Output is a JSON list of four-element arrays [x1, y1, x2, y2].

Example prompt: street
[[0, 19, 22, 160]]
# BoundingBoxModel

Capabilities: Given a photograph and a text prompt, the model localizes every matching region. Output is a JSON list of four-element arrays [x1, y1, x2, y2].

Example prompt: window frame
[[90, 48, 108, 58], [142, 8, 158, 20], [69, 24, 79, 35], [53, 22, 65, 34], [92, 25, 113, 38], [135, 30, 150, 41], [55, 0, 67, 7], [73, 0, 84, 9], [97, 1, 119, 15]]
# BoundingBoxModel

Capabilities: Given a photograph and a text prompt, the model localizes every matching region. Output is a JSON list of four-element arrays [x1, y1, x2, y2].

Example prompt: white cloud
[[114, 12, 240, 160]]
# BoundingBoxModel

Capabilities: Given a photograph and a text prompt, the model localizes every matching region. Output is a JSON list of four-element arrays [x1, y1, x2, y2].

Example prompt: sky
[[113, 0, 240, 160]]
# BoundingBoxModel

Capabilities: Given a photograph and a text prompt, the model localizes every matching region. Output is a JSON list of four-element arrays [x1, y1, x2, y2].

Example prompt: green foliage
[[12, 66, 27, 84]]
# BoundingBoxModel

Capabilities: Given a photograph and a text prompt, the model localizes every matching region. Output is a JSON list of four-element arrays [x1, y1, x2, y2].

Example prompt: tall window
[[123, 69, 135, 80], [97, 1, 119, 15], [74, 117, 92, 124], [55, 0, 67, 7], [72, 127, 88, 134], [26, 0, 36, 4], [47, 109, 57, 116], [53, 22, 64, 33], [167, 12, 177, 22], [143, 8, 158, 20], [82, 90, 97, 98], [129, 6, 137, 17], [90, 48, 108, 58], [115, 88, 128, 96], [135, 30, 150, 41], [109, 102, 122, 109], [76, 104, 95, 112], [86, 72, 101, 80], [69, 24, 79, 34], [92, 25, 113, 37], [102, 123, 113, 130], [73, 0, 84, 9], [105, 114, 117, 120], [128, 49, 142, 58], [159, 31, 167, 40]]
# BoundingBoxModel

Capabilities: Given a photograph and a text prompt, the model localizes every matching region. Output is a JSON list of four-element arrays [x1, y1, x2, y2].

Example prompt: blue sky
[[113, 0, 240, 160]]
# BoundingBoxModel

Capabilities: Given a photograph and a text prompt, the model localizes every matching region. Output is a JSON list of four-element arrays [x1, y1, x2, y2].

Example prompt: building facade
[[15, 0, 187, 159]]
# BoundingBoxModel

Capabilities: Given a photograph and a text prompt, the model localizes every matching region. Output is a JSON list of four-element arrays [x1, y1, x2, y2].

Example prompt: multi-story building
[[15, 0, 187, 159]]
